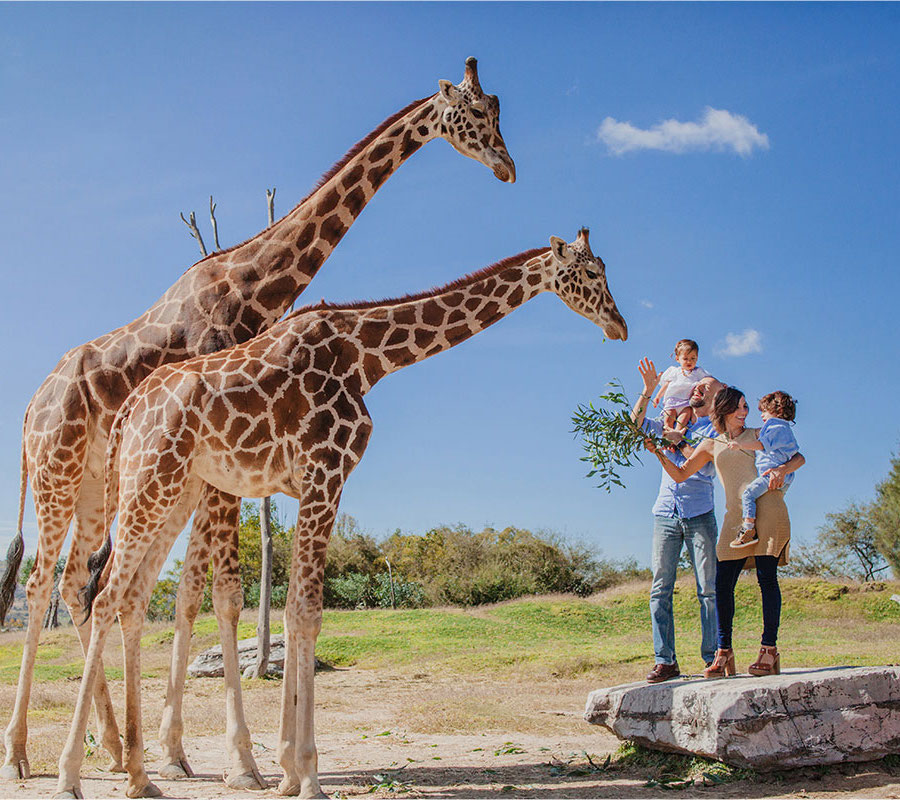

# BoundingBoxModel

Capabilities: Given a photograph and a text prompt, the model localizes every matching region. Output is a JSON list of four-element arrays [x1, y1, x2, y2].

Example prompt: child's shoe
[[730, 522, 759, 549]]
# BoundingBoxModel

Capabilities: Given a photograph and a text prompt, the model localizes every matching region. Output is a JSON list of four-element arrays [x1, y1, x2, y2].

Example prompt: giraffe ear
[[549, 236, 574, 265], [439, 79, 463, 107]]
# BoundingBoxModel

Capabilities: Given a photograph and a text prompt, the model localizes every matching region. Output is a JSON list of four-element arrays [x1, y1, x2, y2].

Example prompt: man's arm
[[630, 358, 660, 427]]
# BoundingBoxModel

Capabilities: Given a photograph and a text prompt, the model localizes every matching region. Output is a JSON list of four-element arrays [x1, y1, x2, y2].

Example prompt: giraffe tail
[[79, 391, 136, 621], [0, 417, 28, 625]]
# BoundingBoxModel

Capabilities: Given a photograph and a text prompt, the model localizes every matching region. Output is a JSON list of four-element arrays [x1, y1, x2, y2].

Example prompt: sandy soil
[[2, 666, 899, 799]]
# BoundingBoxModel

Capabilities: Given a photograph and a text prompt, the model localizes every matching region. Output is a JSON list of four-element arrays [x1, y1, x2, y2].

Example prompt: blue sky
[[1, 3, 899, 570]]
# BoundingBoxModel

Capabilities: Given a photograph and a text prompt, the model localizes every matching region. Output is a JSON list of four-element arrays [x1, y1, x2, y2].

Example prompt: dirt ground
[[2, 666, 899, 799]]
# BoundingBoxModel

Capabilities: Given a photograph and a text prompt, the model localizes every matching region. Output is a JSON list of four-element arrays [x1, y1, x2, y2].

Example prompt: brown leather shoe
[[646, 661, 680, 683]]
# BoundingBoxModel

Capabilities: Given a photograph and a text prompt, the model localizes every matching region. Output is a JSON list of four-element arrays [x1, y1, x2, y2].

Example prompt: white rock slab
[[187, 634, 329, 678], [584, 666, 900, 769]]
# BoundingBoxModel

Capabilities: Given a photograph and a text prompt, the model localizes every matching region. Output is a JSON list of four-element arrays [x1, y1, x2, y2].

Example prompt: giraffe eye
[[470, 106, 485, 120], [585, 270, 599, 280]]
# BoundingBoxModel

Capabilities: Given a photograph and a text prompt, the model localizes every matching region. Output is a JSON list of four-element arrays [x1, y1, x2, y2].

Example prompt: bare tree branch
[[180, 211, 208, 257], [266, 187, 276, 228], [209, 195, 221, 252]]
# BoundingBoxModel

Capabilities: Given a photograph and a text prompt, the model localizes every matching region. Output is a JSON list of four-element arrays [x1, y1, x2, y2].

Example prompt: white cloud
[[640, 299, 654, 309], [597, 107, 770, 157], [716, 329, 763, 358]]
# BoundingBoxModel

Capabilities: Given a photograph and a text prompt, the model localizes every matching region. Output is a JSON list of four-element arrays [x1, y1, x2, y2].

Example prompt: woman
[[653, 387, 805, 678]]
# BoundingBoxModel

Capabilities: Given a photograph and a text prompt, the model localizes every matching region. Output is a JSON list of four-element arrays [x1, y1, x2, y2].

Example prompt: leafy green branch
[[572, 381, 691, 492]]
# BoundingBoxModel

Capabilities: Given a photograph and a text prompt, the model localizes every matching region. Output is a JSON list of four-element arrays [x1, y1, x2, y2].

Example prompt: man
[[630, 358, 724, 682]]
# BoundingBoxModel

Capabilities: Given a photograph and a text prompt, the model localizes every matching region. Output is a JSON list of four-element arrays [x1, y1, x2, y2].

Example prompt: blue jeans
[[715, 555, 781, 648], [650, 511, 718, 665], [742, 478, 790, 520]]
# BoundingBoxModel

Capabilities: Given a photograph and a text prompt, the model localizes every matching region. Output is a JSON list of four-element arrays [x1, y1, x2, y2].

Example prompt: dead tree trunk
[[247, 187, 278, 679]]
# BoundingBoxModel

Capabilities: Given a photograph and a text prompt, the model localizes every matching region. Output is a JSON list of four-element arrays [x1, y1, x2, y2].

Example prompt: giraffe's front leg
[[158, 493, 213, 781], [210, 493, 267, 791], [278, 480, 351, 797]]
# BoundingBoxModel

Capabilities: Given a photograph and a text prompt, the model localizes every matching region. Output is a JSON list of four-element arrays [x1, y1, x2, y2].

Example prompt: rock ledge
[[584, 666, 900, 769]]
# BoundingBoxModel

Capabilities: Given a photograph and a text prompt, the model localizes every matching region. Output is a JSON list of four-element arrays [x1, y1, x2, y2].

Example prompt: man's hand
[[638, 358, 660, 396], [643, 437, 659, 454], [763, 466, 786, 490]]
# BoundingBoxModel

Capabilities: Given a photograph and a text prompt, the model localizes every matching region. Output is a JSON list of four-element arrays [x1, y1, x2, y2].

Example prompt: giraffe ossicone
[[1, 56, 515, 788], [54, 230, 626, 798]]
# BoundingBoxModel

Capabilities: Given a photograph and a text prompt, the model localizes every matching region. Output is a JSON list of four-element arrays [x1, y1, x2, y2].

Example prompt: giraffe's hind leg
[[57, 473, 125, 773], [2, 462, 83, 780]]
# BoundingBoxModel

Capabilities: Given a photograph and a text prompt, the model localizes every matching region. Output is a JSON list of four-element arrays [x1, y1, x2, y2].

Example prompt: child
[[652, 339, 711, 435], [729, 391, 799, 549]]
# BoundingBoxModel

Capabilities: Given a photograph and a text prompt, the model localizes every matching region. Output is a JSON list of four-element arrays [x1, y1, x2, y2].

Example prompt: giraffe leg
[[207, 493, 266, 790], [57, 474, 125, 773], [119, 480, 203, 799], [2, 465, 81, 781], [158, 494, 211, 780], [55, 555, 131, 799], [279, 474, 352, 798]]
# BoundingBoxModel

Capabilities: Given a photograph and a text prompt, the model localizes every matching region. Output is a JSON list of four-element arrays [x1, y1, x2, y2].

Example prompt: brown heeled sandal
[[748, 645, 781, 676], [703, 648, 736, 679]]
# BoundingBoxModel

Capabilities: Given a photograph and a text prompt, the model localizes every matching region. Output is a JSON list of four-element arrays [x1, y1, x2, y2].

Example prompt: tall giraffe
[[0, 57, 515, 787], [56, 229, 627, 799]]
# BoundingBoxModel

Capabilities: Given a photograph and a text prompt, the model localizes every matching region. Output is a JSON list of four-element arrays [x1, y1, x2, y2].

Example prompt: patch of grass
[[613, 741, 756, 784], [2, 577, 898, 688]]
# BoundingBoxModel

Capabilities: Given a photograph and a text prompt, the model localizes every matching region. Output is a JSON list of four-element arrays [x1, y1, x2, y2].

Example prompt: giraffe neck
[[204, 94, 443, 328], [340, 248, 554, 391]]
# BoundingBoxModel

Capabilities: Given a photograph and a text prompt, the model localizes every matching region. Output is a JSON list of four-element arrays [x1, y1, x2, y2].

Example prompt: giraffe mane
[[289, 247, 551, 315], [186, 95, 434, 270]]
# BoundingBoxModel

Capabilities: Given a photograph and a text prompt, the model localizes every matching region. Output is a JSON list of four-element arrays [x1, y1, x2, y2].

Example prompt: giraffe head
[[437, 57, 516, 183], [547, 228, 628, 341]]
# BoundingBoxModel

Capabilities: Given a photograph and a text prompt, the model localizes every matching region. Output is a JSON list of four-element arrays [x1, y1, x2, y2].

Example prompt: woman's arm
[[764, 452, 805, 490], [653, 440, 715, 483]]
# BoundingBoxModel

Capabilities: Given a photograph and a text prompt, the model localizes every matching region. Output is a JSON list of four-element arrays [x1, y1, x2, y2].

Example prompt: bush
[[381, 525, 624, 606]]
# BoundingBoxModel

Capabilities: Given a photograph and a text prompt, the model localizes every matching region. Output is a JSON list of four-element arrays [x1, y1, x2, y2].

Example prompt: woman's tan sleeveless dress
[[711, 429, 791, 568]]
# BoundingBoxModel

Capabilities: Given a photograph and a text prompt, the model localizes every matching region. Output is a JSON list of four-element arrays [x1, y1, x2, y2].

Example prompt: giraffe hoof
[[53, 789, 83, 800], [277, 777, 301, 796], [225, 768, 268, 790], [106, 757, 127, 773], [126, 779, 162, 798], [159, 758, 194, 779], [1, 757, 30, 780]]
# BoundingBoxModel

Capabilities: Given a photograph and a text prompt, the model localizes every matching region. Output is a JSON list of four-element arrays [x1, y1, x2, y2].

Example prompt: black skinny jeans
[[715, 555, 781, 649]]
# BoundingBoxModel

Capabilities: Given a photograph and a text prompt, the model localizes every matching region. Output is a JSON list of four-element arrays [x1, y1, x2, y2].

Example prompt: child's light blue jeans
[[742, 476, 789, 520]]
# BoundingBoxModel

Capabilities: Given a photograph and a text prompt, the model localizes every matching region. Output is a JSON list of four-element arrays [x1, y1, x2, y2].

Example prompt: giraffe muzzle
[[490, 150, 517, 183]]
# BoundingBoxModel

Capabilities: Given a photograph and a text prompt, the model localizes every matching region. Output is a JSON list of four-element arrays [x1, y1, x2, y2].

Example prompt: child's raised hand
[[652, 397, 659, 407]]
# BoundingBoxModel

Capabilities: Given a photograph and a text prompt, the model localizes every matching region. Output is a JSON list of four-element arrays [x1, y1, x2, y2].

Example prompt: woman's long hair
[[710, 386, 746, 434]]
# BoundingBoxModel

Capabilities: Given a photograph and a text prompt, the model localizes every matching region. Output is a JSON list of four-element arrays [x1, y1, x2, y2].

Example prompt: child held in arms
[[728, 391, 800, 549], [652, 339, 711, 435]]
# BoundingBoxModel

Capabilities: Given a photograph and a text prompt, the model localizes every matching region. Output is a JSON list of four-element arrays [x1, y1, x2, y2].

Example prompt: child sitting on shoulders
[[652, 339, 711, 435], [729, 391, 800, 549]]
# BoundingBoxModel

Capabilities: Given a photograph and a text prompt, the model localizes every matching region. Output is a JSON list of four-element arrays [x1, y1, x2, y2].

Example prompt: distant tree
[[19, 555, 66, 628], [789, 503, 889, 582], [148, 560, 183, 621], [871, 452, 900, 576]]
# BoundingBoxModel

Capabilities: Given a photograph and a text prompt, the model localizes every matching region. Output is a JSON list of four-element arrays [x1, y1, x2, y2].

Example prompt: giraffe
[[0, 57, 515, 788], [55, 228, 627, 799]]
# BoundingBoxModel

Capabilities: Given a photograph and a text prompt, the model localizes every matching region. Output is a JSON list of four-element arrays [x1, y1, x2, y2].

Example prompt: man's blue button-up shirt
[[642, 415, 716, 519]]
